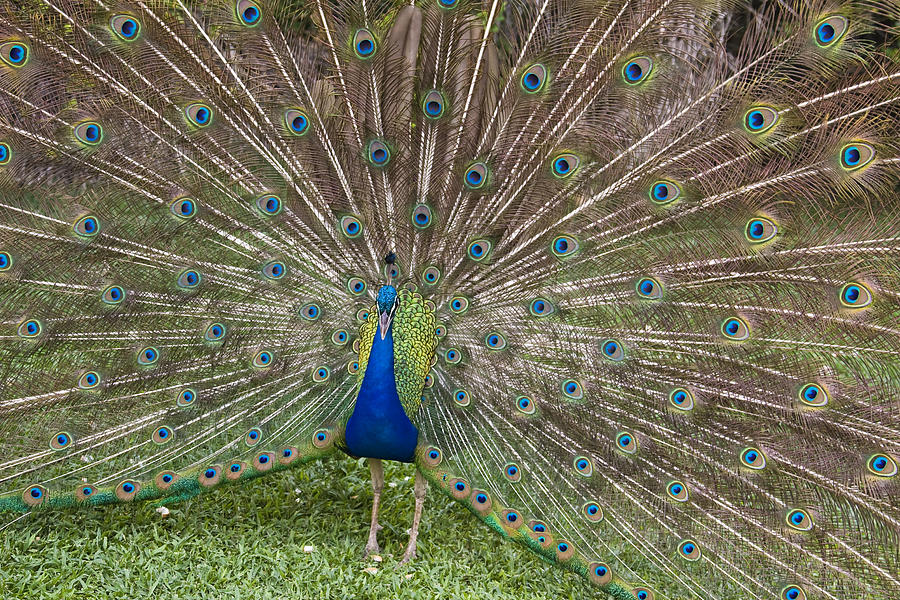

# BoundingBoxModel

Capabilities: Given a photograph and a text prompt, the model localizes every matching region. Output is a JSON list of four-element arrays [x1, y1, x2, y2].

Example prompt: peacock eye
[[503, 463, 522, 482], [17, 319, 41, 338], [185, 102, 213, 127], [741, 446, 766, 470], [74, 215, 100, 237], [840, 281, 872, 308], [0, 142, 9, 165], [244, 427, 262, 446], [152, 426, 174, 444], [346, 277, 366, 295], [449, 296, 469, 313], [170, 197, 197, 219], [551, 153, 580, 178], [445, 348, 461, 364], [284, 108, 309, 135], [331, 329, 348, 345], [340, 215, 363, 238], [562, 379, 583, 400], [521, 63, 547, 93], [347, 360, 359, 374], [50, 431, 73, 450], [138, 346, 159, 366], [589, 563, 612, 585], [79, 371, 101, 389], [102, 285, 125, 304], [780, 585, 807, 600], [453, 389, 470, 406], [649, 180, 681, 205], [313, 366, 330, 382], [623, 57, 653, 84], [601, 339, 625, 361], [551, 235, 579, 257], [177, 269, 202, 289], [256, 194, 282, 216], [616, 431, 637, 454], [177, 388, 197, 407], [236, 0, 262, 26], [353, 28, 377, 58], [636, 277, 663, 299], [422, 266, 441, 285], [437, 0, 458, 8], [204, 322, 227, 341], [840, 142, 874, 171], [312, 428, 333, 448], [677, 539, 701, 561], [798, 383, 828, 407], [669, 388, 694, 411], [814, 15, 848, 47], [435, 325, 446, 338], [515, 395, 535, 415], [866, 453, 897, 478], [422, 90, 445, 119], [574, 456, 593, 476], [785, 508, 813, 531], [529, 297, 555, 317], [253, 350, 273, 368], [484, 331, 507, 350], [721, 316, 750, 340], [0, 41, 29, 68], [412, 204, 433, 228], [666, 480, 689, 502], [110, 14, 141, 40], [582, 501, 603, 521], [385, 262, 400, 279], [744, 106, 779, 133], [464, 162, 488, 189], [745, 217, 777, 243], [467, 239, 491, 261], [300, 303, 321, 320], [0, 250, 9, 270]]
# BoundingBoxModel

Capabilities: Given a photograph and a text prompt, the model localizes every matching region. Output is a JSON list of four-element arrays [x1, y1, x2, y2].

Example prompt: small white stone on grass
[[155, 506, 170, 518], [303, 545, 315, 553], [363, 567, 378, 575], [370, 554, 382, 562]]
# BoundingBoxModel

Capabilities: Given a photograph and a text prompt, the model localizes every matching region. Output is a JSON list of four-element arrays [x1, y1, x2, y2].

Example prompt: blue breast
[[344, 320, 419, 463]]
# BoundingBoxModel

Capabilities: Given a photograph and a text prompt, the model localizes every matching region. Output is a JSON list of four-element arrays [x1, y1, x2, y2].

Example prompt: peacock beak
[[379, 310, 392, 340]]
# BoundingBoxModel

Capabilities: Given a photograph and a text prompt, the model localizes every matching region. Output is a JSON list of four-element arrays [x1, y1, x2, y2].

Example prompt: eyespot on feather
[[521, 64, 547, 93], [74, 121, 104, 146], [236, 1, 262, 27], [814, 15, 848, 47], [185, 102, 213, 127], [353, 29, 377, 59], [623, 57, 652, 84], [0, 41, 29, 68], [110, 14, 141, 40]]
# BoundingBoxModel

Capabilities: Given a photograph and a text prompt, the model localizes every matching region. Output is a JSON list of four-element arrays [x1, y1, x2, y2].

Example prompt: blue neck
[[344, 320, 419, 462]]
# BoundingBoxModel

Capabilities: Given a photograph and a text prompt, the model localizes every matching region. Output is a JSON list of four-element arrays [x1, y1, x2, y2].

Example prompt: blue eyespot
[[741, 446, 766, 470], [331, 329, 348, 345], [262, 260, 286, 280], [623, 57, 652, 84], [589, 563, 612, 584], [170, 198, 197, 219], [601, 339, 625, 361], [616, 431, 637, 454], [367, 140, 390, 166], [0, 250, 10, 270], [504, 463, 521, 482], [177, 269, 201, 289], [582, 501, 603, 522], [256, 194, 282, 216], [529, 297, 555, 316], [412, 204, 433, 228], [786, 508, 813, 531], [445, 348, 461, 364], [521, 64, 547, 93], [467, 239, 491, 261], [340, 215, 363, 238], [650, 180, 681, 205], [574, 456, 593, 476], [437, 0, 458, 8], [205, 322, 226, 341], [1, 41, 29, 67], [422, 90, 445, 119], [669, 388, 695, 411], [177, 388, 197, 407], [745, 217, 777, 243], [551, 235, 579, 257], [74, 215, 100, 237], [243, 428, 260, 449], [666, 480, 689, 502], [552, 153, 579, 178], [253, 350, 273, 368], [313, 366, 330, 382], [237, 1, 261, 26], [50, 432, 72, 450], [464, 162, 488, 189], [138, 346, 159, 365], [29, 486, 43, 499], [678, 539, 700, 561], [18, 318, 42, 338], [516, 395, 535, 415], [79, 371, 100, 389], [721, 317, 750, 340], [781, 585, 807, 600], [562, 379, 583, 400], [505, 510, 519, 523], [230, 463, 242, 473], [312, 428, 332, 448], [422, 266, 440, 285], [205, 468, 217, 479], [185, 102, 213, 127], [484, 331, 507, 350], [284, 108, 310, 135], [454, 389, 470, 406], [122, 482, 135, 493], [798, 383, 828, 407], [840, 281, 872, 308], [152, 426, 174, 444], [300, 303, 321, 320], [840, 142, 874, 171], [744, 107, 778, 133], [110, 14, 141, 40], [0, 142, 8, 165], [636, 277, 663, 299], [814, 16, 848, 47], [449, 296, 469, 313], [866, 453, 897, 478], [353, 29, 377, 58]]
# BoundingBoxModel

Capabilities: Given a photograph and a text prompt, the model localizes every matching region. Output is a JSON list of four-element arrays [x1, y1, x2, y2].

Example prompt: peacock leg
[[398, 469, 427, 565], [364, 458, 384, 558]]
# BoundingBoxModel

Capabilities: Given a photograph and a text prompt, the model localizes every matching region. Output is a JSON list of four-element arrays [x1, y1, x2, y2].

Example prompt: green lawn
[[1, 457, 595, 599]]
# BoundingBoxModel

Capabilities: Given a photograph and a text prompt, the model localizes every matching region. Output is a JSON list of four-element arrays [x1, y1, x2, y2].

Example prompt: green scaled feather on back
[[0, 0, 899, 598]]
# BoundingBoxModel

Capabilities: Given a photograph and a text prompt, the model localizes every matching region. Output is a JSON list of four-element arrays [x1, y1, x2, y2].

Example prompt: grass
[[0, 457, 595, 599]]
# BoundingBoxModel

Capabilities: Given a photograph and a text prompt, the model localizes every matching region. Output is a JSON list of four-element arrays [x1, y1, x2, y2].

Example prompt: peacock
[[0, 0, 898, 597]]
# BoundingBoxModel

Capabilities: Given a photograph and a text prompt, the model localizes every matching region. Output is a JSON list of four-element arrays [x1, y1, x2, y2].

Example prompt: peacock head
[[376, 285, 398, 339]]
